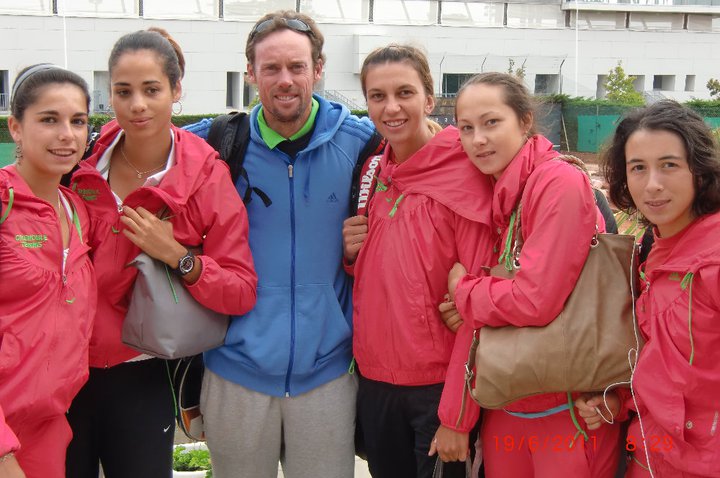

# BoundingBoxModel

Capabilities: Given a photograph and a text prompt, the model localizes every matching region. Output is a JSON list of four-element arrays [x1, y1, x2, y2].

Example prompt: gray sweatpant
[[200, 368, 358, 478]]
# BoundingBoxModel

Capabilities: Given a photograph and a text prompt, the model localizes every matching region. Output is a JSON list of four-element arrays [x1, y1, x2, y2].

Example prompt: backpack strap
[[208, 112, 271, 207], [350, 132, 386, 216]]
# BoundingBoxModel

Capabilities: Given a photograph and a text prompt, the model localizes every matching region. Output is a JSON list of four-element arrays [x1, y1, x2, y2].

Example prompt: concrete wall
[[1, 6, 719, 115]]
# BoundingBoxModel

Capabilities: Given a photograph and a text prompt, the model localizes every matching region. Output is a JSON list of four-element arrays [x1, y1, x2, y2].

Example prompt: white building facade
[[1, 0, 719, 115]]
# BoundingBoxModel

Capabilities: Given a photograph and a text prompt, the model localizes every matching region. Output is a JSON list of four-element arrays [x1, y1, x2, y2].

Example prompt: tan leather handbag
[[464, 196, 641, 410]]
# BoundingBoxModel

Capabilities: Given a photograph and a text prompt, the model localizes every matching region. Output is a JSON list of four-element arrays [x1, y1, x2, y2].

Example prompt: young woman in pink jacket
[[342, 45, 495, 478], [438, 72, 622, 477], [65, 29, 257, 478], [590, 100, 720, 477], [0, 65, 96, 478]]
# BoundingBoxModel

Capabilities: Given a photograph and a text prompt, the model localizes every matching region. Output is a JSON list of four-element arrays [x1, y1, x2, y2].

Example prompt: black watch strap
[[172, 249, 195, 276]]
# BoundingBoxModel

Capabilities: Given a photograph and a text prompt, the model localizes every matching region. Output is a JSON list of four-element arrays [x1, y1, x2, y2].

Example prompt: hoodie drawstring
[[0, 187, 13, 224], [498, 209, 518, 272], [680, 272, 695, 365]]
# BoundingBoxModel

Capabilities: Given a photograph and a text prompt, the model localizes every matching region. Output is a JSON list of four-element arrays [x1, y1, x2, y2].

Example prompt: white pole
[[574, 0, 579, 97], [62, 0, 68, 68]]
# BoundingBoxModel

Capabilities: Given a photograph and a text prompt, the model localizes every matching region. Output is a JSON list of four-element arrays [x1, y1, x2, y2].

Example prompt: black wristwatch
[[172, 249, 195, 276]]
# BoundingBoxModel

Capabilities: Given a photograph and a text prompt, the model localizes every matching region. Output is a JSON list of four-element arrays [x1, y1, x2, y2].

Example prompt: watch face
[[179, 255, 194, 274]]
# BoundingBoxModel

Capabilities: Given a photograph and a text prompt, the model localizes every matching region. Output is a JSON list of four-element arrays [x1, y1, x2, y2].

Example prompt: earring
[[172, 101, 183, 115], [14, 143, 23, 164]]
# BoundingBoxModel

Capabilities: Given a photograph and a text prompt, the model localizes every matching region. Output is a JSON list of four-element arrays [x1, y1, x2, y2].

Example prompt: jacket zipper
[[285, 161, 297, 397]]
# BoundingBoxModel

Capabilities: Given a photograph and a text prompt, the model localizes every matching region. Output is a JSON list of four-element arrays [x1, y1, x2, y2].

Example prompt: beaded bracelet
[[0, 452, 15, 464]]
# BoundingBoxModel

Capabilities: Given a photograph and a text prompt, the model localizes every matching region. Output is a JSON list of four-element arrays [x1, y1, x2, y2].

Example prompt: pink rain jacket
[[71, 122, 257, 368], [351, 126, 494, 424], [441, 136, 603, 431], [0, 166, 96, 456], [631, 212, 720, 476]]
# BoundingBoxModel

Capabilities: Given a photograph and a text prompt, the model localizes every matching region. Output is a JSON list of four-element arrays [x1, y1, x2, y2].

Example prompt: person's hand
[[120, 206, 186, 267], [428, 425, 469, 463], [0, 453, 27, 478], [342, 215, 368, 263], [575, 392, 620, 430], [439, 295, 463, 333], [448, 263, 467, 301]]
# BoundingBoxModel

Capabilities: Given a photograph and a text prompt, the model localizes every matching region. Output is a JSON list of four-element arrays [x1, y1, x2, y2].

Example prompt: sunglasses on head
[[249, 17, 314, 41]]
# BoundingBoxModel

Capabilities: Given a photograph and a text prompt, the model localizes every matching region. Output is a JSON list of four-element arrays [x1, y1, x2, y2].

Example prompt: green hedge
[[2, 101, 719, 154]]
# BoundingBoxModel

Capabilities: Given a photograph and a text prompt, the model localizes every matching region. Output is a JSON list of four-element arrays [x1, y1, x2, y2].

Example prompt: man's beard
[[267, 101, 305, 125]]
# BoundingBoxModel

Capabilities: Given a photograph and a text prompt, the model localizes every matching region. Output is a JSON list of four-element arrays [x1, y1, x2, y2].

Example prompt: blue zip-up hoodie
[[197, 95, 376, 397]]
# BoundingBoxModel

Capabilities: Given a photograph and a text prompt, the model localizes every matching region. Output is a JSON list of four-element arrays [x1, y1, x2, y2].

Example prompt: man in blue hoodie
[[185, 10, 379, 478]]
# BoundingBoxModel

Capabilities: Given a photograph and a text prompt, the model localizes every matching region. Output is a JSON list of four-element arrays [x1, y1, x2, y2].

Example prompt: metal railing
[[324, 90, 364, 111], [0, 93, 8, 112]]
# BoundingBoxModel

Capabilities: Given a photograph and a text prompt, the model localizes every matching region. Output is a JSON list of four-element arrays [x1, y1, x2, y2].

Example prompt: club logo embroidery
[[15, 234, 48, 249], [77, 188, 99, 201]]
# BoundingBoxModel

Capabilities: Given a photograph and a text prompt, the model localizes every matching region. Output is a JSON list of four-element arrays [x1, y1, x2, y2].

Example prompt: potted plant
[[173, 443, 212, 478]]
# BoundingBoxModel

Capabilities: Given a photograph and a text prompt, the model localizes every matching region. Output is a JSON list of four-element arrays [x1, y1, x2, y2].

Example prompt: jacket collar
[[72, 120, 218, 212], [656, 211, 720, 271], [492, 135, 558, 228], [378, 126, 493, 225]]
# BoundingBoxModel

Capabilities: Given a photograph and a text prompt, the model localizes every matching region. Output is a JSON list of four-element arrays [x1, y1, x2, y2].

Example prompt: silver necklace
[[120, 143, 166, 179]]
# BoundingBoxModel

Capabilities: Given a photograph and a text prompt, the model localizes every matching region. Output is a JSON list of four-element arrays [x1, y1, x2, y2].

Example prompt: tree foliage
[[507, 59, 526, 80], [707, 78, 720, 99], [603, 62, 644, 105]]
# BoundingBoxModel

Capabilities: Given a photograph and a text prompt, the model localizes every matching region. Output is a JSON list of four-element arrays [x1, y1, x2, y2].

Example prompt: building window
[[0, 70, 8, 112], [535, 74, 559, 95], [299, 0, 367, 23], [243, 73, 255, 109], [58, 0, 137, 16], [142, 0, 216, 19], [596, 75, 607, 99], [441, 1, 504, 27], [442, 73, 474, 97], [685, 75, 695, 92], [653, 75, 675, 91], [227, 72, 240, 109], [372, 0, 437, 25], [92, 71, 111, 113], [224, 0, 296, 20], [0, 1, 50, 13]]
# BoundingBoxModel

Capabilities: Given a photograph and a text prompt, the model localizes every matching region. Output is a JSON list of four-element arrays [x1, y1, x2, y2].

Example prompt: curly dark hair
[[602, 100, 720, 219]]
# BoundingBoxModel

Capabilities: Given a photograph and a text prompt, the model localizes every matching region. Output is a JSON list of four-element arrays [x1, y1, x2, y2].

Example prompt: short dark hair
[[245, 11, 325, 68], [109, 28, 185, 90], [11, 64, 90, 121], [360, 44, 434, 99], [456, 72, 537, 135], [603, 100, 720, 218]]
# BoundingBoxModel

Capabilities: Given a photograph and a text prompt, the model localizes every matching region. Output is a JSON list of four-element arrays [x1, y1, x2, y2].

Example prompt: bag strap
[[350, 132, 386, 216], [457, 329, 480, 425], [432, 456, 472, 478], [500, 154, 602, 271]]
